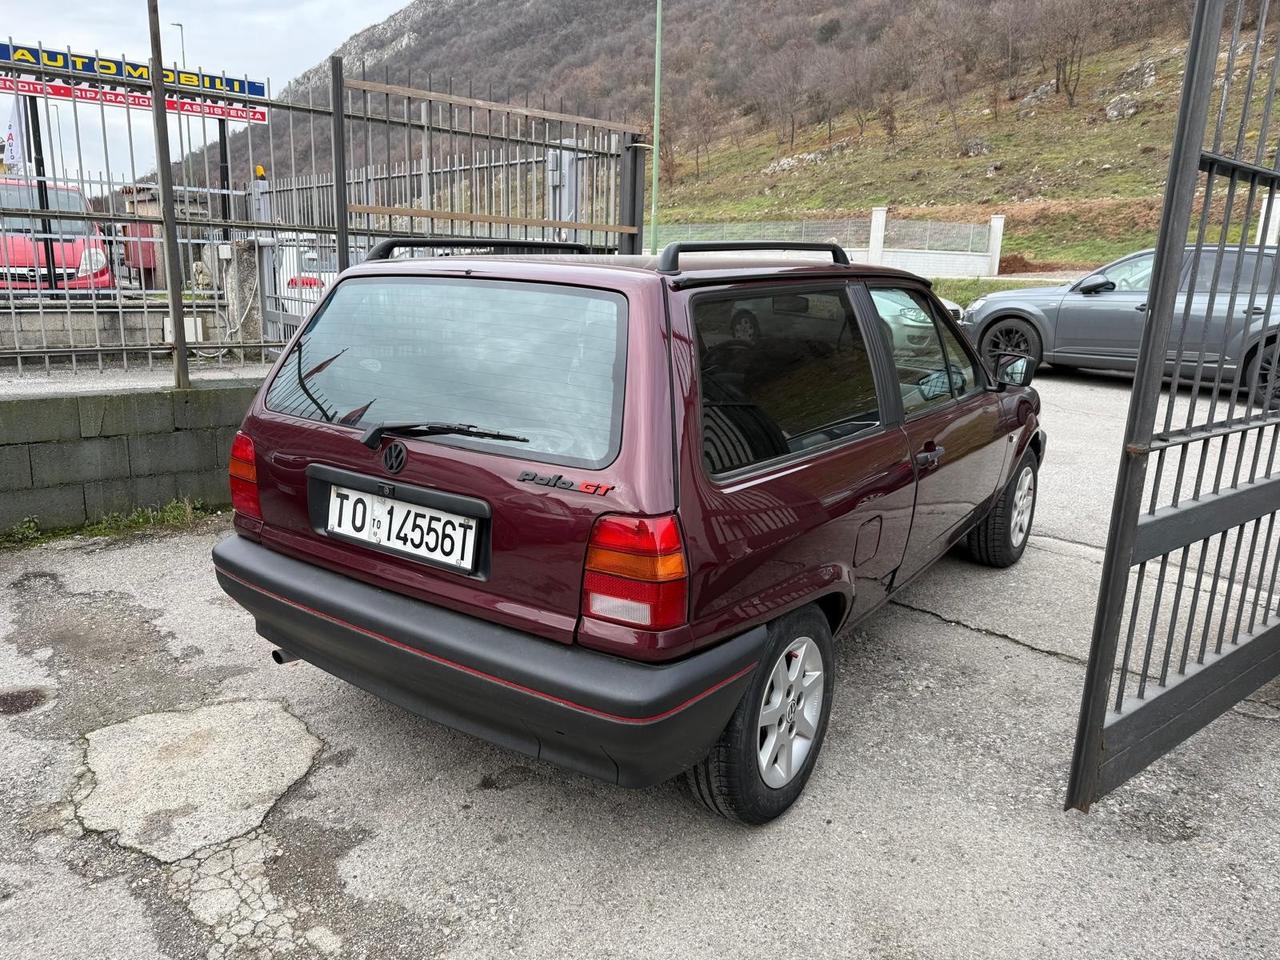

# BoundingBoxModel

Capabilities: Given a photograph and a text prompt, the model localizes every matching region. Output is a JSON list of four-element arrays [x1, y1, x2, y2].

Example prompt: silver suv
[[961, 246, 1280, 404]]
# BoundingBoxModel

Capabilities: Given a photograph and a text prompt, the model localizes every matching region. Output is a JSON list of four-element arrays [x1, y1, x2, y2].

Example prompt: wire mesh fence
[[651, 218, 875, 250], [649, 213, 1000, 275], [882, 218, 991, 254]]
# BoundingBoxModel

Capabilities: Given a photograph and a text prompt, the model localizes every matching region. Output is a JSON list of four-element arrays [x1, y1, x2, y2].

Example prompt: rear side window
[[265, 277, 627, 469], [693, 288, 881, 475], [1184, 249, 1276, 293]]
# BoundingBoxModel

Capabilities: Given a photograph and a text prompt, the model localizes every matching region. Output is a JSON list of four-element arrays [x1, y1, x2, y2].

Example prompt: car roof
[[0, 178, 83, 192], [343, 253, 930, 288]]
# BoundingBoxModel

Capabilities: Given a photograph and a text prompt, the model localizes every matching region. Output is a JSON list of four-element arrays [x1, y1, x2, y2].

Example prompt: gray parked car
[[960, 246, 1280, 403]]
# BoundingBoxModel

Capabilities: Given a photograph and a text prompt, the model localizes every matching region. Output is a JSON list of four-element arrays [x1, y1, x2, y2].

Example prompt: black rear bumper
[[211, 535, 766, 787]]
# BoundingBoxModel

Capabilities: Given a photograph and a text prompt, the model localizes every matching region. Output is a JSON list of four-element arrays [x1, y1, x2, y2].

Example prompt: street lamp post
[[170, 21, 186, 67], [169, 21, 195, 193], [50, 104, 68, 183]]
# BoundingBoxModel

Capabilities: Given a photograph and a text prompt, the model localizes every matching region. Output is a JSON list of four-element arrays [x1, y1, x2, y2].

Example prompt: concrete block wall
[[0, 382, 260, 531], [7, 307, 221, 350]]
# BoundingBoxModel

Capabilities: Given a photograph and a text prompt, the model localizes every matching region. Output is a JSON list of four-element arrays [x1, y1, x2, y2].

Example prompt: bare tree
[[879, 93, 899, 145], [989, 0, 1029, 101], [750, 32, 813, 149], [685, 81, 720, 179], [909, 1, 969, 151], [837, 47, 876, 137], [1037, 0, 1096, 107]]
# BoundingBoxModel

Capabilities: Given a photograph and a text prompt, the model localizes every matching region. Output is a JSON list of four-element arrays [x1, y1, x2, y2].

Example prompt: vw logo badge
[[382, 440, 408, 475]]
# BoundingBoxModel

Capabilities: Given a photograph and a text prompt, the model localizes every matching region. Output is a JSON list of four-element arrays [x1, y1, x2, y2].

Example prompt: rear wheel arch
[[813, 592, 849, 638], [1243, 335, 1280, 406], [1244, 333, 1279, 369], [1027, 430, 1045, 464]]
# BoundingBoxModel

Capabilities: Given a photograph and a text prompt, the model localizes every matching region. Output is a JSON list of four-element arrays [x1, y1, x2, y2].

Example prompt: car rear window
[[265, 276, 627, 468]]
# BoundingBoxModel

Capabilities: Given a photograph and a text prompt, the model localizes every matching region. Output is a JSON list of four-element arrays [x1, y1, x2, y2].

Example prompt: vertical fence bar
[[330, 56, 350, 272]]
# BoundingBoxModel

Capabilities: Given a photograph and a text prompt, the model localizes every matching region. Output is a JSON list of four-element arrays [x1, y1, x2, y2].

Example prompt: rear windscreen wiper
[[359, 420, 530, 449]]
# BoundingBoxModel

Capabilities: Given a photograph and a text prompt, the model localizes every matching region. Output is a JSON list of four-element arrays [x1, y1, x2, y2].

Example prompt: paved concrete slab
[[0, 371, 1277, 960], [77, 700, 321, 863]]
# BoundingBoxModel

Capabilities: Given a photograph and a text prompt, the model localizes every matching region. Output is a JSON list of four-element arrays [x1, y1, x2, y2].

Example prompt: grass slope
[[658, 35, 1193, 270]]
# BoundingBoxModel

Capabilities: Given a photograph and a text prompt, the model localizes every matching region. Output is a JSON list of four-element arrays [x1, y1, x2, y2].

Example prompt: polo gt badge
[[516, 470, 613, 496]]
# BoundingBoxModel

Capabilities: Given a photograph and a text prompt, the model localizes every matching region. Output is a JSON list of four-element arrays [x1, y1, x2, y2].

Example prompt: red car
[[213, 240, 1045, 823], [0, 178, 113, 293]]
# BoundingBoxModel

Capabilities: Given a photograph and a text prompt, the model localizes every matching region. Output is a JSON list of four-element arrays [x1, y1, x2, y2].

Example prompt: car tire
[[1247, 340, 1280, 410], [685, 606, 835, 825], [730, 310, 760, 344], [966, 451, 1038, 568], [980, 318, 1042, 369]]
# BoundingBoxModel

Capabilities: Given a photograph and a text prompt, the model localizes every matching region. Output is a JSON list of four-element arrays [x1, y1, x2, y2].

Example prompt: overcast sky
[[7, 0, 410, 184], [14, 1, 409, 85]]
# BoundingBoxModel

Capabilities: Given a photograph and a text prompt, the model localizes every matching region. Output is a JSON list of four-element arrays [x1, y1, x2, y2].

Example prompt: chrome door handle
[[914, 446, 945, 469]]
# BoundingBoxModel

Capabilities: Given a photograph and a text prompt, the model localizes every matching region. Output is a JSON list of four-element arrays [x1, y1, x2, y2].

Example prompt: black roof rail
[[363, 237, 591, 261], [655, 240, 850, 275]]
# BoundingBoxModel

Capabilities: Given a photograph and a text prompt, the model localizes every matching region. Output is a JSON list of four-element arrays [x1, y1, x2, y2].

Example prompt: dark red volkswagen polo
[[213, 240, 1045, 823]]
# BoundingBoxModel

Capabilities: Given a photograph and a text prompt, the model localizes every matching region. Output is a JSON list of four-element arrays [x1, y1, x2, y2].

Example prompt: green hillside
[[657, 35, 1191, 271]]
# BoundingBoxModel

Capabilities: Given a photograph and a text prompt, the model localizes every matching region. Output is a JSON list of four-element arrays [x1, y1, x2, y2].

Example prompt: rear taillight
[[583, 514, 687, 630], [228, 431, 262, 520], [288, 275, 323, 288]]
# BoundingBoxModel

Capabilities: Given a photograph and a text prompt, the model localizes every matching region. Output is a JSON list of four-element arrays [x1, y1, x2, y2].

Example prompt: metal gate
[[253, 58, 645, 341], [1068, 0, 1280, 810]]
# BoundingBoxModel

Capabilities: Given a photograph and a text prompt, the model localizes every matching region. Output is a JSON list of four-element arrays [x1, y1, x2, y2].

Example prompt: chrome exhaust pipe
[[271, 648, 299, 665]]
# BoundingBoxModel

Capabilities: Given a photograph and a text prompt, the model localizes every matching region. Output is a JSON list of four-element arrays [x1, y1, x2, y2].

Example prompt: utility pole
[[648, 0, 663, 254], [149, 0, 190, 388], [25, 95, 56, 291]]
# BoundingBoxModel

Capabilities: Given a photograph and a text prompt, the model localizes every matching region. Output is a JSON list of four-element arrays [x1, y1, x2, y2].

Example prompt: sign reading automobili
[[0, 42, 267, 100]]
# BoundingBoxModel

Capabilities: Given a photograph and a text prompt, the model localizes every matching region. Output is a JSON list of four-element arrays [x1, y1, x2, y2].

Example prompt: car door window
[[1185, 249, 1275, 293], [935, 317, 982, 399], [1103, 254, 1155, 292], [693, 289, 882, 475], [869, 287, 957, 415]]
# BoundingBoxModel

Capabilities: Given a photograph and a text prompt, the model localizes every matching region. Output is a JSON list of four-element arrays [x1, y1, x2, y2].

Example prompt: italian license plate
[[326, 485, 477, 571]]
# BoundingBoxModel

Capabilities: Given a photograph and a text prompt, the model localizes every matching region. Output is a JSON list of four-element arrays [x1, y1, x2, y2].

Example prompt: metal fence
[[0, 43, 644, 377], [652, 218, 875, 249], [882, 218, 991, 254], [1068, 0, 1280, 810], [650, 211, 1003, 277]]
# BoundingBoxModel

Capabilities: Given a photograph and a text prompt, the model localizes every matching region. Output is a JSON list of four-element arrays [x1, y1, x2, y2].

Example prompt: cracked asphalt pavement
[[2, 368, 1278, 959]]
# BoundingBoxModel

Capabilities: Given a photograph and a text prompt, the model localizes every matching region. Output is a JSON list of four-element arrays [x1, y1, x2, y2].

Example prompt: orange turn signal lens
[[586, 544, 687, 581]]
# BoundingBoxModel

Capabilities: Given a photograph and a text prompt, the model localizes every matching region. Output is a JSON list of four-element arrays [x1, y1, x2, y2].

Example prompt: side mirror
[[993, 352, 1037, 389], [1077, 274, 1115, 295]]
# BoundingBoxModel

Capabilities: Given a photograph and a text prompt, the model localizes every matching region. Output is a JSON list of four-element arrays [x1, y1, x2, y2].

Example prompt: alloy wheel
[[1254, 350, 1280, 409], [756, 636, 825, 789], [1010, 465, 1036, 548], [985, 322, 1032, 366]]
